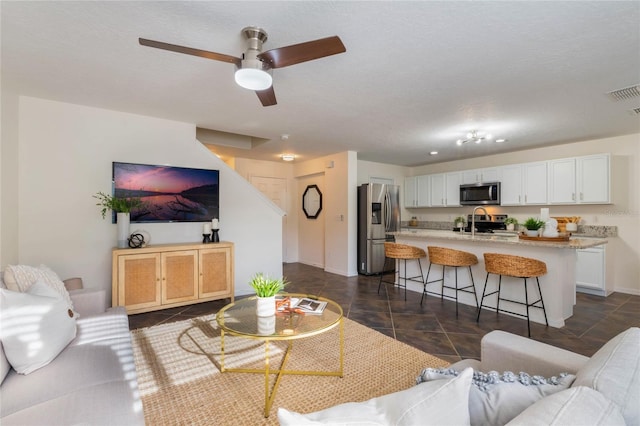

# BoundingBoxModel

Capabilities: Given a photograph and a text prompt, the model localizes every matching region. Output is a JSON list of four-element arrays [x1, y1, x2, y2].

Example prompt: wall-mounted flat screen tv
[[112, 162, 219, 223]]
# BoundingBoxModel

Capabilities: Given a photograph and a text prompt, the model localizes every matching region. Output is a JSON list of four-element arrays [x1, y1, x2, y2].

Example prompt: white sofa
[[0, 277, 145, 425], [279, 327, 639, 425]]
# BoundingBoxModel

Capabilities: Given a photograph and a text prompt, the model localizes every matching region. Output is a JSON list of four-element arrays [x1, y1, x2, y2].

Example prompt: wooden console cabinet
[[112, 242, 234, 314]]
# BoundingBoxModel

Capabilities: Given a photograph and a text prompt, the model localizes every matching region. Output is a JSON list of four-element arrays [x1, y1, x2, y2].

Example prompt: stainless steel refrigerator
[[357, 183, 401, 275]]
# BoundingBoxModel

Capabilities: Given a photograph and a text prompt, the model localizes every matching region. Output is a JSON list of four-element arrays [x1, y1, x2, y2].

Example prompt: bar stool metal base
[[378, 257, 424, 301], [477, 274, 549, 337], [421, 264, 479, 316]]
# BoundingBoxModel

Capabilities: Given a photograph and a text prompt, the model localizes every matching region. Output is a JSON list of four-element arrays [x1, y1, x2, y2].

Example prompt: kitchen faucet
[[471, 206, 489, 238]]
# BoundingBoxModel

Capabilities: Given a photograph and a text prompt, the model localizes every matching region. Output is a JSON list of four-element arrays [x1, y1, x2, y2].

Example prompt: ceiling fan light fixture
[[235, 67, 272, 90]]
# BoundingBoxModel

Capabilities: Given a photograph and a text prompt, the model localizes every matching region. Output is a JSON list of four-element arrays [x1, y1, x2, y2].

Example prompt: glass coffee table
[[215, 293, 344, 417]]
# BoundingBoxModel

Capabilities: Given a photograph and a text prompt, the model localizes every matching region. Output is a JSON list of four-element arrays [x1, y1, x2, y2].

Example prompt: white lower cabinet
[[576, 241, 610, 296]]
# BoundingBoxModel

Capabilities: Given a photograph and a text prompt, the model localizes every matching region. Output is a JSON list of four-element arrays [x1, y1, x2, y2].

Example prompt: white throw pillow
[[277, 367, 473, 426], [0, 280, 77, 374], [573, 327, 640, 425], [417, 368, 575, 426], [506, 386, 626, 425], [3, 264, 74, 311]]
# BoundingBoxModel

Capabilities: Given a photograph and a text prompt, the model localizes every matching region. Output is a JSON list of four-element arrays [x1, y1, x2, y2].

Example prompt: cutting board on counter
[[518, 233, 570, 242]]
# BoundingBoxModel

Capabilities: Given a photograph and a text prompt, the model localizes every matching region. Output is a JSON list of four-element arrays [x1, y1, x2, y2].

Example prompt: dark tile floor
[[129, 263, 640, 364]]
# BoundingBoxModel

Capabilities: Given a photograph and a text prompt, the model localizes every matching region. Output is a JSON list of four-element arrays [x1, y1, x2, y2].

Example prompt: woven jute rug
[[131, 314, 448, 425]]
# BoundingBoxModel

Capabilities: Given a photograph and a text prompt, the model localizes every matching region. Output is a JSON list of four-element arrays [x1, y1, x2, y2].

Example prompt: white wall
[[1, 87, 20, 267], [231, 157, 298, 263], [14, 97, 283, 301], [297, 173, 325, 268], [402, 134, 640, 295], [357, 160, 407, 186], [233, 152, 358, 277], [294, 151, 357, 277]]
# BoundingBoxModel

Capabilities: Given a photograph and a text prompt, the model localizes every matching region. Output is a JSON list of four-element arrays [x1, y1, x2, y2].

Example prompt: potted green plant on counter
[[249, 273, 289, 317], [523, 217, 545, 237], [454, 216, 467, 231], [504, 217, 519, 232]]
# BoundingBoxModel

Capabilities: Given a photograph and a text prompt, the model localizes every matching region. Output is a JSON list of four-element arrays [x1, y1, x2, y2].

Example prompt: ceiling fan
[[139, 27, 346, 107]]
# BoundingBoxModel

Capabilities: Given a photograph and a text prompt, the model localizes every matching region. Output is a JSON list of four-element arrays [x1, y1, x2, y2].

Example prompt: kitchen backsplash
[[401, 221, 617, 237]]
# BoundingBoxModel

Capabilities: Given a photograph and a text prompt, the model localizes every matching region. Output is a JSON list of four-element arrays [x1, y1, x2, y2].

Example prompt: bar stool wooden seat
[[477, 253, 549, 337], [421, 246, 479, 315], [378, 242, 426, 300]]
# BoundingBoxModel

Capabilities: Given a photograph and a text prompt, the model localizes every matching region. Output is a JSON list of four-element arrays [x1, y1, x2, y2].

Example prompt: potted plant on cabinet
[[454, 216, 467, 231], [94, 191, 145, 248], [504, 217, 519, 232], [249, 273, 289, 317], [523, 217, 545, 237]]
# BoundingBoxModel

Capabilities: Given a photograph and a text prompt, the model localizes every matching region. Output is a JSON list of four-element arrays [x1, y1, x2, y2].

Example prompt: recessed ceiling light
[[281, 154, 295, 161], [495, 139, 507, 143], [430, 151, 438, 155]]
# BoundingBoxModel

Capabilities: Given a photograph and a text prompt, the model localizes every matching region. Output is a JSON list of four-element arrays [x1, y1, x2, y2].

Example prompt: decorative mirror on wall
[[302, 184, 322, 219]]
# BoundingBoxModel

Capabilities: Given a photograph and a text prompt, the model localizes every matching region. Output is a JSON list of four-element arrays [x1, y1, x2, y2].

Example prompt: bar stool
[[421, 246, 479, 316], [477, 253, 549, 337], [378, 242, 426, 301]]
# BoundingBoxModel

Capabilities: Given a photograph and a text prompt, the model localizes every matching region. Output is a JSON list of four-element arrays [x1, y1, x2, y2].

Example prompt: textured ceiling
[[2, 1, 639, 166]]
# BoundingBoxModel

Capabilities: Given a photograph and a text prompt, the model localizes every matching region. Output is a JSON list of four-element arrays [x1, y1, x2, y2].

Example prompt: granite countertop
[[401, 222, 617, 238], [395, 229, 607, 249]]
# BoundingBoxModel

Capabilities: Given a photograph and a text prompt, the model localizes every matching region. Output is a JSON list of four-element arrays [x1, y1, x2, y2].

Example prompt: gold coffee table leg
[[264, 340, 293, 417], [220, 329, 226, 372]]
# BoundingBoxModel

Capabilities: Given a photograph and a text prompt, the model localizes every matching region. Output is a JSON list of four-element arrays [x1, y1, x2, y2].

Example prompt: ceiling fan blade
[[256, 87, 277, 107], [258, 36, 346, 69], [139, 38, 241, 67]]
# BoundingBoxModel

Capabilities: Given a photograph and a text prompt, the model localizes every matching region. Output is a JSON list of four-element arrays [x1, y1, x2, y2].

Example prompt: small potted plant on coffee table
[[523, 217, 545, 237], [504, 217, 519, 232], [249, 273, 289, 317]]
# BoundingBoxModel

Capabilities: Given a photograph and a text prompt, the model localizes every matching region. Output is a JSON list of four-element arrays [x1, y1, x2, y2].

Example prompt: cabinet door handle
[[518, 195, 521, 203], [525, 195, 527, 203], [580, 192, 584, 201], [572, 193, 575, 201]]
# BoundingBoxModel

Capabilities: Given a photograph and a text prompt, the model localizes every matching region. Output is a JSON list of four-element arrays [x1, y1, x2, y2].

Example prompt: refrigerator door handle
[[384, 194, 390, 231]]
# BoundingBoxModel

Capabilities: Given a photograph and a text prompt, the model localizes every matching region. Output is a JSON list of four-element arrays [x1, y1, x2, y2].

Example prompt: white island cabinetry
[[393, 230, 606, 328]]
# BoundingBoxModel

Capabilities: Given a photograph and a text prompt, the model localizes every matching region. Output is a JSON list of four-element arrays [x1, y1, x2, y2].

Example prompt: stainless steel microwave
[[460, 182, 501, 205]]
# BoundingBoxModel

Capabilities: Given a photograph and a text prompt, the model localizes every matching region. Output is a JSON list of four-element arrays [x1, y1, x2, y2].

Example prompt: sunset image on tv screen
[[112, 162, 219, 222]]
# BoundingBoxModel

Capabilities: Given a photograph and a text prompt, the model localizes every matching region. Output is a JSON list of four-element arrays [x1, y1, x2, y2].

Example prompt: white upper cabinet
[[461, 167, 501, 184], [445, 172, 462, 206], [429, 172, 461, 207], [407, 153, 609, 209], [404, 176, 417, 208], [499, 161, 547, 205], [523, 161, 548, 205], [429, 173, 446, 207], [548, 158, 577, 203], [577, 154, 610, 204], [500, 164, 524, 205], [548, 154, 610, 204], [416, 175, 431, 207]]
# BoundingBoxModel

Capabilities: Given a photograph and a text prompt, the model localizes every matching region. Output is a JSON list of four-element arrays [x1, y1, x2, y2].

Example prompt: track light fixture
[[456, 131, 493, 146]]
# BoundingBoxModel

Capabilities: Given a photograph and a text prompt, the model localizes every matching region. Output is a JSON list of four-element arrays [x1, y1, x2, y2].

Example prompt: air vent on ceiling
[[607, 84, 640, 101]]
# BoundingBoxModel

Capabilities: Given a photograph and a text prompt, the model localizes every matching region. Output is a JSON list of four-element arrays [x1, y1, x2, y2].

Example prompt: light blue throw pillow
[[417, 367, 575, 426]]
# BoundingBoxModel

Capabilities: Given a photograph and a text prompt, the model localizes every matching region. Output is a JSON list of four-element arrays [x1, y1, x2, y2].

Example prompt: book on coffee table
[[295, 298, 327, 314], [276, 296, 327, 314]]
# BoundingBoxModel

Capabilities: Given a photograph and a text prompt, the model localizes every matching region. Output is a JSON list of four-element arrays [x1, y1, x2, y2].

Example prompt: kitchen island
[[393, 229, 607, 327]]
